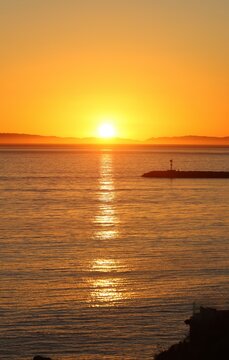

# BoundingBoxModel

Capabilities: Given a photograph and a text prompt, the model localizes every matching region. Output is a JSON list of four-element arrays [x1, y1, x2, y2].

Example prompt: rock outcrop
[[155, 307, 229, 360]]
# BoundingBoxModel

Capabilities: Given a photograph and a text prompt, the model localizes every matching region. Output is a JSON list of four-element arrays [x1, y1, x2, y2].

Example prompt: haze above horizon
[[1, 1, 228, 139]]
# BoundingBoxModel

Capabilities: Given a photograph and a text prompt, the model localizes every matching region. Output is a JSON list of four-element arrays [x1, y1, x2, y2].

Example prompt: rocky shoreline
[[155, 307, 229, 360]]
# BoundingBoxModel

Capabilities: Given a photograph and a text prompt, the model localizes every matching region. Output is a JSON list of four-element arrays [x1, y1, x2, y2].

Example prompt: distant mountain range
[[0, 133, 229, 145], [0, 133, 138, 144], [146, 135, 229, 145]]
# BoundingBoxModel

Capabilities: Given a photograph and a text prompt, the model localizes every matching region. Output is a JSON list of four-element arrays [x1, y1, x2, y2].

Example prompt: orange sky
[[1, 0, 228, 140]]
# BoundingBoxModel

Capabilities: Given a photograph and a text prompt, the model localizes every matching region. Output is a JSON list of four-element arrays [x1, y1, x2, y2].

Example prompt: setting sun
[[98, 123, 117, 138]]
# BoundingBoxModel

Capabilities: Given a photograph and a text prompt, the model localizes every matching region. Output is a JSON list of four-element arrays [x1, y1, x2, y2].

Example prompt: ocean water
[[1, 145, 229, 360]]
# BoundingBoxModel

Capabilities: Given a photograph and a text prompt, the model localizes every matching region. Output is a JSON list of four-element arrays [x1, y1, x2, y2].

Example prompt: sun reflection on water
[[89, 258, 129, 307], [94, 153, 119, 239], [92, 258, 120, 272], [90, 278, 124, 306], [89, 153, 128, 307]]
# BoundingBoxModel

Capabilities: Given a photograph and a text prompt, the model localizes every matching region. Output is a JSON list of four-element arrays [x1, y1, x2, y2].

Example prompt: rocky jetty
[[142, 170, 229, 179], [155, 307, 229, 360]]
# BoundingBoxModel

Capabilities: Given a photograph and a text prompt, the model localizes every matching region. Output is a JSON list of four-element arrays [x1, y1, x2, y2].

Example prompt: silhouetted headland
[[155, 307, 229, 360]]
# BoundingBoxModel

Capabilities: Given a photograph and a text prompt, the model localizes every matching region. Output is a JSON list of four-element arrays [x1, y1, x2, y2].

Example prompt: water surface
[[1, 145, 229, 359]]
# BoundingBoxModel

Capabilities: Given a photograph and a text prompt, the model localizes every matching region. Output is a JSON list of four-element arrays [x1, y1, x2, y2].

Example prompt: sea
[[1, 144, 229, 360]]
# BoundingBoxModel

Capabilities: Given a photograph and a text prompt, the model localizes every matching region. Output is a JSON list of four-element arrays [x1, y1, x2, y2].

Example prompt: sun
[[98, 123, 117, 138]]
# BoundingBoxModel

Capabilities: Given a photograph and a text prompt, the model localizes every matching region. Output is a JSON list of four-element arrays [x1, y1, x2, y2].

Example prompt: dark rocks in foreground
[[33, 356, 52, 360], [155, 307, 229, 360]]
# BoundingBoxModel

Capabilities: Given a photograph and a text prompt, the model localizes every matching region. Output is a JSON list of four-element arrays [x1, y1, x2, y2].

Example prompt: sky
[[0, 0, 228, 140]]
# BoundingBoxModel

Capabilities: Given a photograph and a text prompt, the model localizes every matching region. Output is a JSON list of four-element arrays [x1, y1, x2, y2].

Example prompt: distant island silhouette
[[0, 133, 229, 145]]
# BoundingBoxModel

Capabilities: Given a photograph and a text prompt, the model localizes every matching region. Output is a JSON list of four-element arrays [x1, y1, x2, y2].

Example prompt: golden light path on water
[[89, 153, 130, 307]]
